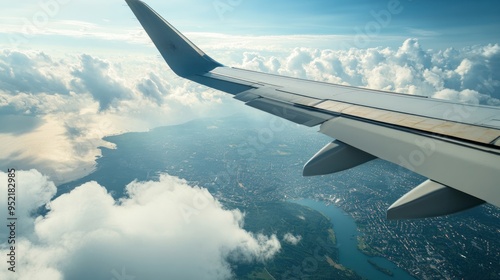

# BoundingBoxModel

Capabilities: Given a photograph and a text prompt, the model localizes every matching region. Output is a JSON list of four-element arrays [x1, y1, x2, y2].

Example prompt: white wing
[[125, 0, 500, 219]]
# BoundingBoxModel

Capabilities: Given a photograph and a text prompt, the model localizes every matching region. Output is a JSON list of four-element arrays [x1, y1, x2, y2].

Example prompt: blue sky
[[2, 0, 500, 51]]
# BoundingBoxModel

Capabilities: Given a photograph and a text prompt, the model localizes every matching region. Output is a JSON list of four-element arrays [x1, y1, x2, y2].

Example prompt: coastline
[[292, 198, 416, 280]]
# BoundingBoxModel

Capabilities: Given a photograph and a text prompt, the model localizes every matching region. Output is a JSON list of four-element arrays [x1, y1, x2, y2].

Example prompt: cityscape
[[59, 114, 500, 279]]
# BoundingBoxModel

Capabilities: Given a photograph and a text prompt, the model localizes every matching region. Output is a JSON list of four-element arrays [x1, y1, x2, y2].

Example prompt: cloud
[[0, 50, 225, 115], [1, 39, 499, 184], [283, 233, 302, 245], [0, 170, 56, 239], [433, 88, 481, 104], [0, 172, 280, 280], [136, 72, 170, 104], [0, 50, 237, 183], [71, 54, 134, 111], [234, 39, 500, 105], [0, 50, 69, 95]]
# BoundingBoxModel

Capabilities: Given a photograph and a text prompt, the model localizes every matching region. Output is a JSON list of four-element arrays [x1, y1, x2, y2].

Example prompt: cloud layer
[[0, 171, 280, 280], [1, 38, 499, 183], [237, 39, 500, 106], [0, 49, 234, 183]]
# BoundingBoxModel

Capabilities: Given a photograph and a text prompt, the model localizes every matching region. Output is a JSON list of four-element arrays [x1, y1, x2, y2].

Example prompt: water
[[293, 199, 417, 280]]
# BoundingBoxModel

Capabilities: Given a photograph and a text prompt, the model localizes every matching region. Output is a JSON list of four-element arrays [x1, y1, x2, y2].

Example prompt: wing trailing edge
[[320, 117, 500, 209]]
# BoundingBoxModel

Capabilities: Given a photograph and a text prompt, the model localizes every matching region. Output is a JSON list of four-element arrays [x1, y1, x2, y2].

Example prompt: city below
[[58, 114, 500, 279]]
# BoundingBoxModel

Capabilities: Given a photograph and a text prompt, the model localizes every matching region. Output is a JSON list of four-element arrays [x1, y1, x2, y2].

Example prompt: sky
[[1, 0, 499, 50], [0, 0, 500, 279]]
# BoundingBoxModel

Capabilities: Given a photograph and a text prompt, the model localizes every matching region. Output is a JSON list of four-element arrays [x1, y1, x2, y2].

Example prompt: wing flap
[[242, 86, 322, 107], [234, 92, 260, 102], [495, 137, 500, 146], [314, 100, 500, 146], [246, 98, 332, 127]]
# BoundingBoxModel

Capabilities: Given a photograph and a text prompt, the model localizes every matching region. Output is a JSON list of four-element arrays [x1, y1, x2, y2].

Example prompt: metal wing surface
[[125, 0, 500, 219]]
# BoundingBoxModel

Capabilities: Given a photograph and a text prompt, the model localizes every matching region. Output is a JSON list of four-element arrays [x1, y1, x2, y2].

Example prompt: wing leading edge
[[125, 0, 500, 219]]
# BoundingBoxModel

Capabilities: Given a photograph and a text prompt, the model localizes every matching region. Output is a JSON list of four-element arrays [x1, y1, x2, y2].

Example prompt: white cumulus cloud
[[233, 39, 500, 106], [0, 170, 56, 239], [0, 50, 239, 184], [1, 38, 499, 183], [283, 233, 302, 245], [0, 171, 281, 280]]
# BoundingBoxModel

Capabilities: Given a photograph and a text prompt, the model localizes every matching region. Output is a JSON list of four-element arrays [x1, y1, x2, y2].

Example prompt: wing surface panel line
[[126, 0, 500, 218]]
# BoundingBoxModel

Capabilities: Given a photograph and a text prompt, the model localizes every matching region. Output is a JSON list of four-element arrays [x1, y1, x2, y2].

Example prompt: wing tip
[[126, 0, 222, 77]]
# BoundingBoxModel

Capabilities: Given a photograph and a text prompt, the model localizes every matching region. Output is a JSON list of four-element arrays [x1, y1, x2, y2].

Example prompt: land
[[57, 114, 500, 280], [357, 236, 379, 257], [232, 201, 361, 279], [367, 259, 394, 277]]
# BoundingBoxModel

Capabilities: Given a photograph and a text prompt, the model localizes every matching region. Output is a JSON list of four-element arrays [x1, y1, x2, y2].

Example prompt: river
[[293, 199, 417, 280]]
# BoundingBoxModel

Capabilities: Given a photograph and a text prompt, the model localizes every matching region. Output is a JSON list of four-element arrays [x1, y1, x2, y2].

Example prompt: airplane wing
[[125, 0, 500, 219]]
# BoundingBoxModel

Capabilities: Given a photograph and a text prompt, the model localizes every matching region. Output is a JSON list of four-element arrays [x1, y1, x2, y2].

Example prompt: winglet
[[125, 0, 222, 77]]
